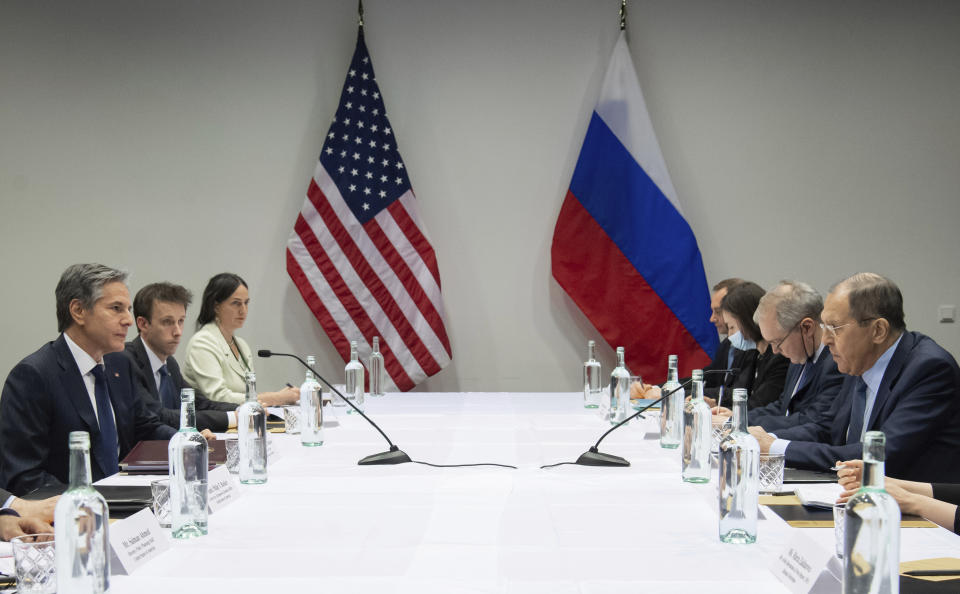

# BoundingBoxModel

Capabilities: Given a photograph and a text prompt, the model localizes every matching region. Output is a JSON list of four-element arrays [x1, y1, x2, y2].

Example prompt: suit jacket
[[704, 346, 789, 409], [0, 335, 176, 496], [749, 348, 845, 431], [0, 488, 10, 505], [181, 323, 254, 405], [123, 337, 236, 433], [775, 331, 960, 483]]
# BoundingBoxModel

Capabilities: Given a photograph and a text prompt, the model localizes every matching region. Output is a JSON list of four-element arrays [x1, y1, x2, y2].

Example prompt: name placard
[[769, 531, 841, 594], [266, 436, 283, 463], [109, 507, 170, 575], [207, 465, 240, 513]]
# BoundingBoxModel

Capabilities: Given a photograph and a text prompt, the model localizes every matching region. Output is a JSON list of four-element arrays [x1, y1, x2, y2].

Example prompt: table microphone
[[258, 349, 411, 466], [564, 368, 738, 468]]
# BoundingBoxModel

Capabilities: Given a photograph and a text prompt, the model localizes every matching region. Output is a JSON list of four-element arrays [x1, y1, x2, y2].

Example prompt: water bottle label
[[108, 507, 171, 575]]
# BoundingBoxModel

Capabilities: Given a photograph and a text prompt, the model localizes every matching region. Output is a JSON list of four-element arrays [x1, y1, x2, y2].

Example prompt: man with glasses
[[748, 273, 960, 482], [714, 281, 844, 430]]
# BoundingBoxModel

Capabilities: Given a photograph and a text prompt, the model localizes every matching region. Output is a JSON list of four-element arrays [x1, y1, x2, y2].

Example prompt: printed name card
[[769, 532, 841, 594], [206, 465, 240, 513], [109, 507, 170, 575]]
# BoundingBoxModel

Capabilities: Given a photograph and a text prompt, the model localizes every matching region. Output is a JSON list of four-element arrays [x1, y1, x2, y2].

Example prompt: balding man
[[749, 273, 960, 482]]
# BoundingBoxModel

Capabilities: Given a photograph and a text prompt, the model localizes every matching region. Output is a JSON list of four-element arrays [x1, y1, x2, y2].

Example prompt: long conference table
[[98, 392, 960, 593]]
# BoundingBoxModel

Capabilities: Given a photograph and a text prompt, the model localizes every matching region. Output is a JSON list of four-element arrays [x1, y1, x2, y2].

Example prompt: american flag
[[287, 28, 452, 391]]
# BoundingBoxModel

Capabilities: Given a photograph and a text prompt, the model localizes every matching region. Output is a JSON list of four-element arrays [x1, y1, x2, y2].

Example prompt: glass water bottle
[[168, 388, 209, 538], [238, 371, 268, 484], [583, 340, 602, 408], [54, 431, 110, 593], [344, 340, 365, 413], [608, 347, 631, 425], [300, 355, 324, 447], [843, 431, 901, 594], [718, 388, 760, 543], [660, 354, 683, 449], [370, 337, 385, 397], [682, 369, 712, 483]]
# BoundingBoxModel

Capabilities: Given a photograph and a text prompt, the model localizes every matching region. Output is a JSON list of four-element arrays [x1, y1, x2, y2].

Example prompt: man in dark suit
[[0, 264, 175, 495], [750, 273, 960, 483], [124, 282, 237, 432], [746, 281, 845, 431], [701, 278, 743, 390]]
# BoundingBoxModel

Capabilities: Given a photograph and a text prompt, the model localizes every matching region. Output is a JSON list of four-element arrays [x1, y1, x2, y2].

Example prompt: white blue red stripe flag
[[287, 27, 452, 391], [552, 31, 717, 381]]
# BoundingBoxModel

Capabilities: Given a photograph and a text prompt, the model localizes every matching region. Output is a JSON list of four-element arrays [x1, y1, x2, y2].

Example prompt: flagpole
[[619, 0, 627, 31], [358, 0, 364, 28]]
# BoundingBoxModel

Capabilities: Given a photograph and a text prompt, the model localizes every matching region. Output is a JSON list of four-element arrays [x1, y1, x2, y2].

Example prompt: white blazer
[[182, 322, 254, 405]]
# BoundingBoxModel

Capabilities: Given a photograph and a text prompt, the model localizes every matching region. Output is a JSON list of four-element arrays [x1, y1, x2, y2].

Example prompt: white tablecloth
[[100, 392, 960, 593]]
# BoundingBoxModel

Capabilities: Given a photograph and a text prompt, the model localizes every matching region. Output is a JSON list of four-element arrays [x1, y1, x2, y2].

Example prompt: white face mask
[[728, 331, 757, 352]]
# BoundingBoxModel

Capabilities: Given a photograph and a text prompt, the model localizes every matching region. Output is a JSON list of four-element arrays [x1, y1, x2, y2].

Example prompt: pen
[[286, 383, 296, 389], [830, 465, 848, 472]]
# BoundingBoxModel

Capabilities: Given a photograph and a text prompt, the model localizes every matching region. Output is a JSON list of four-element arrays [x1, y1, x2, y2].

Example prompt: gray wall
[[1, 1, 957, 393]]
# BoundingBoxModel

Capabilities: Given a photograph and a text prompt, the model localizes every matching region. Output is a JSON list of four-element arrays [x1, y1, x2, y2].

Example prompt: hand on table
[[835, 459, 863, 503], [703, 396, 717, 408], [629, 382, 661, 400], [10, 496, 58, 524], [747, 426, 775, 453], [712, 406, 732, 418], [0, 515, 53, 542], [258, 386, 300, 407], [201, 429, 216, 441]]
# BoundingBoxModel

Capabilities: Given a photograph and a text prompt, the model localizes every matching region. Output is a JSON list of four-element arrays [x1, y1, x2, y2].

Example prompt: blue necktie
[[158, 364, 178, 409], [846, 378, 868, 444], [90, 365, 120, 476]]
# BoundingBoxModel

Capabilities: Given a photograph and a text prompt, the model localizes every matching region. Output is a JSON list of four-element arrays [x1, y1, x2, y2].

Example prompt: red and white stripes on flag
[[287, 28, 451, 391]]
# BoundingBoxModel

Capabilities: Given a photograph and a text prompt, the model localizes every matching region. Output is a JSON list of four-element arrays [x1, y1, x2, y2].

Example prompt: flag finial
[[619, 0, 627, 31], [358, 0, 365, 28]]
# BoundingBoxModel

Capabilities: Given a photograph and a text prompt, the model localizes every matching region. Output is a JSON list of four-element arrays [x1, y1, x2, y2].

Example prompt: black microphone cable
[[258, 349, 516, 469], [540, 368, 739, 469]]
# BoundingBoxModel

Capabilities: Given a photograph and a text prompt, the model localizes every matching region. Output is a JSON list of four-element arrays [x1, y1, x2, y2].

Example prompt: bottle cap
[[68, 431, 90, 449]]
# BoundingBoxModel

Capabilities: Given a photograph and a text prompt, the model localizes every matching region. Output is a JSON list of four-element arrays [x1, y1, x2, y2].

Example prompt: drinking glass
[[151, 478, 171, 528], [758, 453, 786, 493], [11, 533, 56, 594]]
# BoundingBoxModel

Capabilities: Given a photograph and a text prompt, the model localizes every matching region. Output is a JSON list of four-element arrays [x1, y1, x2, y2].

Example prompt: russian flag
[[552, 31, 717, 382]]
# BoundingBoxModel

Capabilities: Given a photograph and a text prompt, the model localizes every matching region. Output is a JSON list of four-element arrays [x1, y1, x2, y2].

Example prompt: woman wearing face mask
[[704, 281, 789, 409]]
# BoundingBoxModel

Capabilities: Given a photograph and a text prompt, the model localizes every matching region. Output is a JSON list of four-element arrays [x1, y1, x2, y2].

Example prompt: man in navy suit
[[0, 264, 175, 496], [702, 278, 743, 390], [745, 281, 844, 430], [750, 273, 960, 483], [124, 282, 237, 432]]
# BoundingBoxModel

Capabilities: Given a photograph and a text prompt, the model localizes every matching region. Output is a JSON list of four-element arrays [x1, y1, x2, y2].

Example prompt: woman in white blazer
[[182, 273, 299, 406]]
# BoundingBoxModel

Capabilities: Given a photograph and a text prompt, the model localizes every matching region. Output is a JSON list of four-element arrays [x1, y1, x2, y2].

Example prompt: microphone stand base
[[358, 446, 412, 465], [575, 448, 630, 467]]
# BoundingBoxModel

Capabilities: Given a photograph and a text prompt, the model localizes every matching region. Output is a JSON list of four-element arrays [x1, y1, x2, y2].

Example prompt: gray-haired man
[[745, 280, 844, 430]]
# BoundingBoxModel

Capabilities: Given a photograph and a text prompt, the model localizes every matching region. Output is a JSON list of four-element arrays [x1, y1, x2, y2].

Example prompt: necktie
[[783, 361, 811, 416], [846, 378, 868, 444], [90, 365, 120, 476], [158, 364, 178, 409]]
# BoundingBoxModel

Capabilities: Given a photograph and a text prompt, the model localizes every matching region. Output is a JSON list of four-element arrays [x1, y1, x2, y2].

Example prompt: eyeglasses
[[770, 320, 801, 351], [820, 318, 878, 338]]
